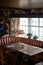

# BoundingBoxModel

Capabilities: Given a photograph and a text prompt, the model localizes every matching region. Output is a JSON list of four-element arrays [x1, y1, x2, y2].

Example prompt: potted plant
[[33, 35, 38, 40], [27, 33, 32, 38]]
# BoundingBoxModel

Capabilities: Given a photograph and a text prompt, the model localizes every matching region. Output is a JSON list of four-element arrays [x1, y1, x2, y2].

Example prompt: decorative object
[[33, 35, 38, 40], [27, 33, 32, 38], [0, 8, 43, 18]]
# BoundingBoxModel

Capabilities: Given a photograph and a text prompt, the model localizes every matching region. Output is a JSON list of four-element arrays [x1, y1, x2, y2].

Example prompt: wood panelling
[[0, 36, 43, 48], [0, 0, 19, 8], [0, 0, 43, 9], [32, 52, 43, 64], [0, 36, 43, 65], [0, 49, 16, 65]]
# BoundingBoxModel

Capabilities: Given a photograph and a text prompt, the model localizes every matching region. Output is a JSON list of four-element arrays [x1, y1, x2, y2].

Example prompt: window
[[30, 18, 43, 41], [40, 18, 43, 41], [19, 18, 43, 41], [19, 18, 28, 34], [29, 18, 39, 37]]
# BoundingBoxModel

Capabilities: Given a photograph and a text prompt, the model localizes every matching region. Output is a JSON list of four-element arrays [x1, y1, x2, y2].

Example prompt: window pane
[[40, 18, 43, 26], [25, 27, 28, 34], [19, 26, 23, 30], [39, 27, 43, 40], [24, 30, 28, 34], [39, 36, 43, 41], [30, 18, 38, 26], [20, 18, 28, 25], [25, 27, 28, 30], [20, 18, 28, 34], [40, 28, 43, 36], [30, 18, 35, 26], [30, 27, 35, 33], [23, 26, 26, 30], [40, 28, 43, 32], [30, 27, 39, 36]]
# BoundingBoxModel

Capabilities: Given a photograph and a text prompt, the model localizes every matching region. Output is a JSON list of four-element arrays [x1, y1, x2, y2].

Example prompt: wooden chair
[[5, 48, 16, 65], [0, 50, 6, 65]]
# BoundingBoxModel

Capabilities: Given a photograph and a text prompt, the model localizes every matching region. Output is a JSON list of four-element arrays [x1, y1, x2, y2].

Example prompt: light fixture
[[20, 0, 29, 6], [31, 0, 43, 4]]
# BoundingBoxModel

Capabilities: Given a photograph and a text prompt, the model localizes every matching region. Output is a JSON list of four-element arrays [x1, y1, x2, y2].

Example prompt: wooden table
[[6, 43, 43, 56], [6, 43, 43, 65]]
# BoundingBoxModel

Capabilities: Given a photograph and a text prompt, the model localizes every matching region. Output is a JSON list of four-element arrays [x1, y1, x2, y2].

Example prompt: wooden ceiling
[[0, 0, 43, 9]]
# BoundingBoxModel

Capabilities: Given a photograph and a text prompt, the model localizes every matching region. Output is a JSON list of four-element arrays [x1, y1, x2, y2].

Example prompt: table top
[[6, 43, 43, 56]]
